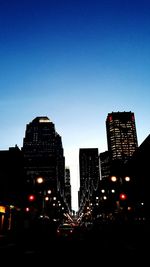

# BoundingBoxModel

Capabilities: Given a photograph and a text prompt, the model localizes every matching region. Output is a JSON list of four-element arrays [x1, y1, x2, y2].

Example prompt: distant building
[[99, 150, 110, 180], [65, 167, 72, 212], [79, 148, 100, 210]]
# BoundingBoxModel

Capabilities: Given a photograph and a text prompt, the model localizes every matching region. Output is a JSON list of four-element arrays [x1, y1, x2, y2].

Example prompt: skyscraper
[[65, 167, 72, 212], [79, 148, 100, 209], [22, 116, 65, 195], [106, 111, 138, 172], [99, 150, 110, 180]]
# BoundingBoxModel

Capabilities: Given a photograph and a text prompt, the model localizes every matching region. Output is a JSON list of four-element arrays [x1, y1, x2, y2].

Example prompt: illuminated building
[[106, 111, 138, 175], [99, 150, 110, 180]]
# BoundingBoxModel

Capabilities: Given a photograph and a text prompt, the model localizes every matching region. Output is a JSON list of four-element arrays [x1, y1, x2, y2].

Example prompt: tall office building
[[79, 148, 100, 208], [106, 111, 138, 174], [22, 116, 65, 195], [99, 150, 110, 180], [64, 167, 72, 212]]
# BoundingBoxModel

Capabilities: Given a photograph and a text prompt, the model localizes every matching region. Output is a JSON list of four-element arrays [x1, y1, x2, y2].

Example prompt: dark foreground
[[0, 222, 149, 265]]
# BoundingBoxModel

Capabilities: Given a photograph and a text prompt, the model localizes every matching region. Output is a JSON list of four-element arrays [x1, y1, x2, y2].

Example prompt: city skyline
[[0, 0, 150, 210], [0, 112, 148, 211]]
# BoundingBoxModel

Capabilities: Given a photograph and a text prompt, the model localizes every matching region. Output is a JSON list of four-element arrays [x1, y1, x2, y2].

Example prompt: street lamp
[[36, 177, 46, 215], [110, 176, 117, 182], [109, 175, 131, 211], [36, 177, 52, 216], [124, 176, 130, 182], [36, 177, 44, 184]]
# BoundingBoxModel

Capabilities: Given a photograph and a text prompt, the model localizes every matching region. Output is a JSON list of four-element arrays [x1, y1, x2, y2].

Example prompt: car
[[56, 223, 74, 239]]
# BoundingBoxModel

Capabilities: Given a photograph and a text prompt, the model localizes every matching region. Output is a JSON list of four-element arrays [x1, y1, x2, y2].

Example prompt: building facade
[[64, 167, 72, 212], [79, 148, 100, 212], [99, 150, 110, 180], [106, 111, 138, 175], [22, 116, 65, 197]]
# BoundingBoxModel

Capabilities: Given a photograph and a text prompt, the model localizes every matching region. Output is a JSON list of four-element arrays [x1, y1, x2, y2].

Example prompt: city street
[[0, 221, 149, 265]]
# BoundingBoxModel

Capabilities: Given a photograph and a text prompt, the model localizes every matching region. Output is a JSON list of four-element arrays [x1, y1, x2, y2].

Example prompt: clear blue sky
[[0, 0, 150, 211]]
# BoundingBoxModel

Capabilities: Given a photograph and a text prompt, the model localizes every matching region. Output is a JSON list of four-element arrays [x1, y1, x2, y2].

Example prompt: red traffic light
[[119, 193, 127, 200], [28, 194, 35, 201]]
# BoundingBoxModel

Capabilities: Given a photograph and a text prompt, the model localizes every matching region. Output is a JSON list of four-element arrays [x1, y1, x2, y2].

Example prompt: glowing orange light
[[111, 176, 117, 182]]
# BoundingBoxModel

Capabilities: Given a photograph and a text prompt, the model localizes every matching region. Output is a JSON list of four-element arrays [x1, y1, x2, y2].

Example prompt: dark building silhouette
[[125, 134, 150, 219], [22, 116, 65, 200], [106, 111, 138, 176], [79, 148, 100, 214], [64, 167, 72, 212], [0, 145, 24, 231], [0, 145, 24, 205]]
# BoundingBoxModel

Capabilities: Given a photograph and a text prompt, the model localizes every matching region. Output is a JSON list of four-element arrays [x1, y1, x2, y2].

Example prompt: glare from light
[[36, 177, 44, 184], [111, 176, 117, 182], [125, 176, 130, 182]]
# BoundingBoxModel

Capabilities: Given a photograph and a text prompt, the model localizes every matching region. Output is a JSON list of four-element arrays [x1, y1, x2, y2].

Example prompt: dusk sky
[[0, 0, 150, 210]]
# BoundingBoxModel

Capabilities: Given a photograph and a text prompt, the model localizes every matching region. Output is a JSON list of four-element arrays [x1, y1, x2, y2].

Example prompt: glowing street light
[[124, 176, 130, 182], [36, 177, 44, 184], [35, 177, 46, 214], [35, 177, 52, 215], [111, 176, 117, 182]]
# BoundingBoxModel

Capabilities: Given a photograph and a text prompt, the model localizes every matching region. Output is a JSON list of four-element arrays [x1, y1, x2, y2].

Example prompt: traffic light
[[119, 193, 127, 200], [28, 194, 36, 202]]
